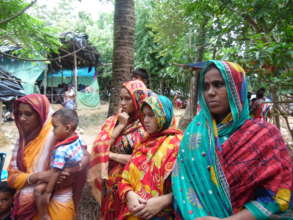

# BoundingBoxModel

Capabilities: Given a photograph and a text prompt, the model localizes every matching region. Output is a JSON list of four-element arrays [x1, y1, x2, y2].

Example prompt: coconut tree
[[108, 0, 135, 116]]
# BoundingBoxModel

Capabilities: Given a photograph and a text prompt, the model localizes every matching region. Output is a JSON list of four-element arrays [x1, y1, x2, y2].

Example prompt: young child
[[0, 182, 16, 220], [34, 108, 89, 220]]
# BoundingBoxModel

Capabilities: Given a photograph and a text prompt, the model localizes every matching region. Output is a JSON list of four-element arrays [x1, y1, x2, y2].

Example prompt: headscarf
[[88, 80, 148, 205], [13, 94, 51, 172], [141, 94, 174, 132], [172, 60, 250, 219]]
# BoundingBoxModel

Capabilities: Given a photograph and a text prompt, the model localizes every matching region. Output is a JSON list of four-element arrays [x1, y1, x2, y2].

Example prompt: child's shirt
[[51, 135, 86, 170]]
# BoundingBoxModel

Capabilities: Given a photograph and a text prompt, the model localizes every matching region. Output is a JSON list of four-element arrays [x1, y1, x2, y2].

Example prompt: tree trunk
[[178, 20, 208, 130], [271, 89, 281, 129], [108, 0, 135, 116]]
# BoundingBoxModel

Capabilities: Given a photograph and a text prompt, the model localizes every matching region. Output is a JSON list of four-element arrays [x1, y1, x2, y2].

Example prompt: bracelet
[[27, 174, 33, 185]]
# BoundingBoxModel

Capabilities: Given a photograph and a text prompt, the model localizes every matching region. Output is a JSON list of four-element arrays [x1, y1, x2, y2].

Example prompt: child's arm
[[43, 168, 61, 203]]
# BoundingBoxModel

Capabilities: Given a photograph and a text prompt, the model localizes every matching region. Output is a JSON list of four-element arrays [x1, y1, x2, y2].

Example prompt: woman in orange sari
[[8, 94, 86, 220], [118, 94, 182, 219], [88, 80, 148, 219]]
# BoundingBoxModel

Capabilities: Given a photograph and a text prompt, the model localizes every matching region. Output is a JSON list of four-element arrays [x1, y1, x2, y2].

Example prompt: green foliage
[[0, 0, 60, 57], [135, 0, 292, 98]]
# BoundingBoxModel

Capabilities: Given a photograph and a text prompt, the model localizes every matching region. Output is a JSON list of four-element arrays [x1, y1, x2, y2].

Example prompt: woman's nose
[[19, 114, 26, 121], [207, 86, 216, 96]]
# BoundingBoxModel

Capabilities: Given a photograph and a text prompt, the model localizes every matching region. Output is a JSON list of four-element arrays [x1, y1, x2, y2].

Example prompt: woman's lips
[[208, 101, 219, 106]]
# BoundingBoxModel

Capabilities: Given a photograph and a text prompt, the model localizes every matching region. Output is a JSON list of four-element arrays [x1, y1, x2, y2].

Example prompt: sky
[[34, 0, 114, 20]]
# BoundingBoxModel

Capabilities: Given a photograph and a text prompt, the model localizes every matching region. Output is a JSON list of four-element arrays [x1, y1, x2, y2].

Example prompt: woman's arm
[[109, 152, 131, 164]]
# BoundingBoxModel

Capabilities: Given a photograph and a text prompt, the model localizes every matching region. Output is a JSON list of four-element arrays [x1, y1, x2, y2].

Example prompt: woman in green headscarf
[[172, 60, 293, 220], [118, 94, 182, 219]]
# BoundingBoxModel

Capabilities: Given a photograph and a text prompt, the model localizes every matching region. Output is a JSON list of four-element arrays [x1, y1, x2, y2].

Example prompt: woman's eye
[[25, 112, 33, 117], [213, 81, 225, 88]]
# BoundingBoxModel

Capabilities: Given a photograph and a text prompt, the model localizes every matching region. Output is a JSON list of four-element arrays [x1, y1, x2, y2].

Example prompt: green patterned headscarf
[[172, 60, 250, 219], [141, 94, 174, 132]]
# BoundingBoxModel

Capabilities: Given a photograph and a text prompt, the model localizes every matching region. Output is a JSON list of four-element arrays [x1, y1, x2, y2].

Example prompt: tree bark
[[108, 0, 135, 116]]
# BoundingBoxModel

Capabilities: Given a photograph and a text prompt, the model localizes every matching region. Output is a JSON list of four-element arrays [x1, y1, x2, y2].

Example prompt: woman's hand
[[126, 191, 146, 213], [134, 196, 166, 219], [56, 170, 70, 185], [118, 112, 130, 127]]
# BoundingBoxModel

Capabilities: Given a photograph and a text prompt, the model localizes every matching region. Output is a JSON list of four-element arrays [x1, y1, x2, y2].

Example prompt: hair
[[52, 108, 79, 130], [256, 88, 265, 99], [132, 68, 149, 81], [0, 181, 16, 196]]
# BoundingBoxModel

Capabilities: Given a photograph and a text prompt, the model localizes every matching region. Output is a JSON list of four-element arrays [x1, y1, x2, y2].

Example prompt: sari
[[172, 60, 293, 219], [118, 94, 182, 220], [88, 80, 148, 219], [251, 98, 272, 121], [8, 94, 84, 220]]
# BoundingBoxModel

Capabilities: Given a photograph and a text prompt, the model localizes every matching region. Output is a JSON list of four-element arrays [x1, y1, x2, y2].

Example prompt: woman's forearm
[[109, 124, 125, 146], [159, 193, 172, 209], [109, 152, 131, 164]]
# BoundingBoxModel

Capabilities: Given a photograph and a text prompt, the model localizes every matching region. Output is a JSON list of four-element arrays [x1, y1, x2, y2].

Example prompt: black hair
[[256, 88, 265, 99], [0, 181, 16, 196], [52, 108, 79, 130], [132, 68, 149, 81]]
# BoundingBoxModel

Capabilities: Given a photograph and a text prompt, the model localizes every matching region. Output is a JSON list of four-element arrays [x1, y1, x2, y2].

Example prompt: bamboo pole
[[73, 49, 78, 107]]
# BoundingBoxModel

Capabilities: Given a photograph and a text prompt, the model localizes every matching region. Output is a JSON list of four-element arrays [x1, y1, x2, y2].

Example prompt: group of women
[[7, 60, 293, 219]]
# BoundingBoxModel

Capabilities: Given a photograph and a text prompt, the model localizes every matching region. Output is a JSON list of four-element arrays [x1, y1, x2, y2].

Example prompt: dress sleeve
[[51, 148, 67, 170], [118, 162, 134, 200]]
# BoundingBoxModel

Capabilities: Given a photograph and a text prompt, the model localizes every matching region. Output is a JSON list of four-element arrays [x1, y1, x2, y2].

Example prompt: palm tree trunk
[[108, 0, 135, 116]]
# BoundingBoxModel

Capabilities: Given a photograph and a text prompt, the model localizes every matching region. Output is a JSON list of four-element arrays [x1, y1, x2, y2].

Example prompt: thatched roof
[[48, 32, 100, 73]]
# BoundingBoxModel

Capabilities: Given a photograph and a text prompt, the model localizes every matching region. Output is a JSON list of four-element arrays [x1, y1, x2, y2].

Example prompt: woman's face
[[120, 88, 134, 114], [142, 105, 159, 134], [17, 103, 40, 135], [204, 67, 230, 122]]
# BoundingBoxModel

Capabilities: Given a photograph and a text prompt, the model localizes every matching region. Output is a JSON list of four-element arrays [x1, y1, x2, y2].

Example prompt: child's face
[[0, 192, 12, 214], [52, 115, 72, 142]]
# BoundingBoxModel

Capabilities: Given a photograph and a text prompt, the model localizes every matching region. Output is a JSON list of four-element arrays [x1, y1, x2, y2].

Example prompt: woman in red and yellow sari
[[118, 94, 182, 219], [8, 94, 86, 220], [88, 80, 148, 219]]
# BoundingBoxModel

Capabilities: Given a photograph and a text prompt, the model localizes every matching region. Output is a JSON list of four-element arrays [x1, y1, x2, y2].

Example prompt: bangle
[[27, 174, 33, 185]]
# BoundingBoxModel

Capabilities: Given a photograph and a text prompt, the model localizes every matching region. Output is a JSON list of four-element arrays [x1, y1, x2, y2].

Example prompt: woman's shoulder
[[164, 132, 183, 146], [243, 118, 280, 133]]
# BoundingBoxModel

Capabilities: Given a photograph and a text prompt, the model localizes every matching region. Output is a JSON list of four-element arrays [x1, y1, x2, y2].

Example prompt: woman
[[88, 80, 148, 219], [8, 94, 86, 220], [250, 88, 271, 121], [118, 94, 182, 219], [172, 60, 293, 220]]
